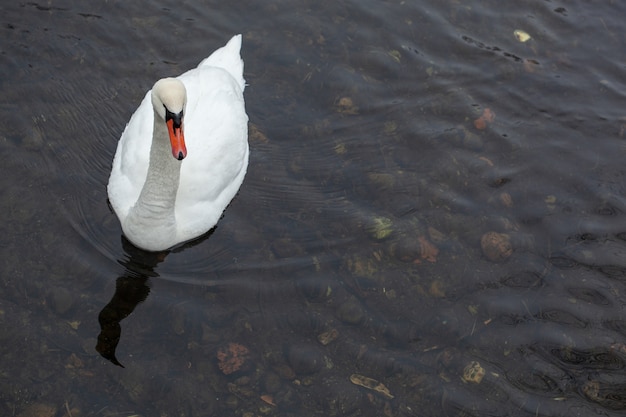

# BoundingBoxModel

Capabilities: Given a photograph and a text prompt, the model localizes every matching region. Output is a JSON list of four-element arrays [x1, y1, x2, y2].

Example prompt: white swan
[[107, 35, 249, 251]]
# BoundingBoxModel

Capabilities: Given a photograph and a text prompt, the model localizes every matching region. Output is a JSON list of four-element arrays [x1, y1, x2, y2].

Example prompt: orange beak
[[166, 118, 187, 160]]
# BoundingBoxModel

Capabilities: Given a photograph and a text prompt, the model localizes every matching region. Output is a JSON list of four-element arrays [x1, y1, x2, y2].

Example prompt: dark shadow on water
[[96, 237, 165, 367], [96, 230, 215, 367]]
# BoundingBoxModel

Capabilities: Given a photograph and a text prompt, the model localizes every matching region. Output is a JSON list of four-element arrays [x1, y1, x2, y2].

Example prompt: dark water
[[2, 0, 626, 416]]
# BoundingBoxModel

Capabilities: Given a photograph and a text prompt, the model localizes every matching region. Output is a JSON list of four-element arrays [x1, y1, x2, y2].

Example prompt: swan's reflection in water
[[96, 231, 214, 367], [96, 237, 165, 367]]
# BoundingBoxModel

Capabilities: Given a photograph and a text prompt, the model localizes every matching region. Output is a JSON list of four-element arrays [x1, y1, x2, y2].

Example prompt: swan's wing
[[175, 67, 249, 238], [107, 90, 153, 220]]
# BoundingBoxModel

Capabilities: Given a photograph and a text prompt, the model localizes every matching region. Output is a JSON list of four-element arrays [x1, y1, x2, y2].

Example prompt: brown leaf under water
[[260, 394, 276, 406], [216, 343, 251, 375], [473, 108, 496, 130], [416, 235, 439, 263], [249, 124, 269, 143]]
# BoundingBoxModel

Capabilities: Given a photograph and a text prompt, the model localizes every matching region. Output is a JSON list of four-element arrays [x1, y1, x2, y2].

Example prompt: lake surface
[[2, 0, 626, 416]]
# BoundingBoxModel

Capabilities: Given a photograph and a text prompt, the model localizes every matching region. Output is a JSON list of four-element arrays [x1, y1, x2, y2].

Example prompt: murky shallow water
[[2, 0, 626, 416]]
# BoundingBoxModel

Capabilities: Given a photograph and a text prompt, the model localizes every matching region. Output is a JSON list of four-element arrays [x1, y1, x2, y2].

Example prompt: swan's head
[[151, 78, 188, 160]]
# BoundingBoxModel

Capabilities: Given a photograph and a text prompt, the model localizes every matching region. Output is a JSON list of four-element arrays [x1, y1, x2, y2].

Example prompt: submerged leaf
[[462, 361, 485, 384], [514, 29, 531, 42], [350, 374, 394, 399]]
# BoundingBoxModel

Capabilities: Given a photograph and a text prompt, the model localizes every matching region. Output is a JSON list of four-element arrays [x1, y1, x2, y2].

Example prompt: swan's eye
[[164, 107, 183, 129]]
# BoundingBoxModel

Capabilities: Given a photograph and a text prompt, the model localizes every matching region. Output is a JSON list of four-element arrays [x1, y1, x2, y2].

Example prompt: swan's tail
[[198, 34, 245, 91]]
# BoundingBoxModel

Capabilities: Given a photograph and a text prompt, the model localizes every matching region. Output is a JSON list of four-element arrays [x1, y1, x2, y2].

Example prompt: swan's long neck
[[122, 109, 182, 247]]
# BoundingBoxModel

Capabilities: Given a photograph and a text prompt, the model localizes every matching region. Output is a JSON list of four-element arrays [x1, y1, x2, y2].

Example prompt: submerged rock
[[49, 287, 74, 315], [336, 296, 366, 325], [481, 231, 513, 262], [286, 343, 324, 375]]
